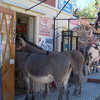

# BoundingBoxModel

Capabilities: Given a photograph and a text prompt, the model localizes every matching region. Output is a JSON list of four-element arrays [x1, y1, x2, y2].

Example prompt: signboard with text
[[40, 17, 50, 36], [17, 23, 26, 35], [58, 0, 72, 14], [70, 18, 79, 25], [79, 17, 90, 26], [38, 36, 53, 51]]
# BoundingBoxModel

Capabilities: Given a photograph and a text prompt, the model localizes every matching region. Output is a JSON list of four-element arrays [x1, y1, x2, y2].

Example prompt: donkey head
[[16, 37, 27, 52]]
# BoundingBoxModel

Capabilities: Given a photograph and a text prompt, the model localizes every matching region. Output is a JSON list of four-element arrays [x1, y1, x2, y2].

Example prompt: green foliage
[[73, 0, 100, 22]]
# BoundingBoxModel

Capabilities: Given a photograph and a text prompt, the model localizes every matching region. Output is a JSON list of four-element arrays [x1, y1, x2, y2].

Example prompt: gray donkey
[[16, 38, 85, 97], [80, 45, 99, 75], [16, 52, 73, 100]]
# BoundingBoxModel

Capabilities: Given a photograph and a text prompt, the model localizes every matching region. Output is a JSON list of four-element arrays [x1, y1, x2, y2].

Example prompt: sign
[[14, 21, 16, 35], [65, 44, 69, 50], [0, 69, 3, 100], [38, 36, 53, 51], [79, 17, 90, 26], [70, 18, 79, 25], [10, 59, 14, 64], [40, 17, 50, 36], [17, 23, 26, 35], [58, 0, 72, 14]]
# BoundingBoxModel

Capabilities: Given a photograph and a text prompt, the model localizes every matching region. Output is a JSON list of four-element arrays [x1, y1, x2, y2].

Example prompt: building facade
[[0, 0, 75, 52], [0, 0, 76, 99]]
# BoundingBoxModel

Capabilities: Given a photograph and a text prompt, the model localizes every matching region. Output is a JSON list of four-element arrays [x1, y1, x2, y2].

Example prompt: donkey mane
[[26, 41, 43, 50], [17, 35, 43, 50]]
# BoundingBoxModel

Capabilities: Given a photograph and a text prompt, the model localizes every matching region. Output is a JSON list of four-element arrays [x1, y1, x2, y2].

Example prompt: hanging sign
[[70, 18, 79, 25], [58, 0, 72, 14], [17, 23, 26, 35], [79, 17, 90, 26]]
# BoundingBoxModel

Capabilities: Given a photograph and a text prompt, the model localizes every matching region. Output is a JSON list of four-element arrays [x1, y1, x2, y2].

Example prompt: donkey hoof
[[25, 97, 29, 100], [88, 72, 90, 75], [43, 94, 49, 98], [96, 69, 98, 73], [72, 92, 77, 96], [77, 93, 81, 97], [32, 96, 35, 100], [43, 95, 49, 98], [67, 97, 69, 100]]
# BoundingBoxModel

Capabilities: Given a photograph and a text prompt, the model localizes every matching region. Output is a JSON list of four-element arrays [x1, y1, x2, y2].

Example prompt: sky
[[75, 0, 94, 10]]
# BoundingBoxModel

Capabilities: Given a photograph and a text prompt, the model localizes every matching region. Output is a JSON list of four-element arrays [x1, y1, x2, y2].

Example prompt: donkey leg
[[88, 60, 91, 75], [88, 65, 91, 75], [43, 84, 50, 98], [96, 61, 99, 73], [24, 76, 30, 100], [92, 62, 95, 72], [72, 75, 79, 96], [31, 80, 36, 100], [63, 67, 72, 100], [56, 82, 64, 100], [63, 81, 70, 100], [77, 77, 83, 97], [65, 85, 70, 100]]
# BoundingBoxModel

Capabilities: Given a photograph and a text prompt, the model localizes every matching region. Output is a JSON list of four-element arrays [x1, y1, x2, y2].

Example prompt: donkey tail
[[83, 63, 87, 77]]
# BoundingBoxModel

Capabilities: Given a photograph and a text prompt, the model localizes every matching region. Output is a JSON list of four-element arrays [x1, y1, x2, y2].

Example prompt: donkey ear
[[19, 37, 26, 47]]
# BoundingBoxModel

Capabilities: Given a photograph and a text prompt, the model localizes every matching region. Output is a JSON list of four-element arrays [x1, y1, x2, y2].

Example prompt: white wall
[[0, 0, 73, 52]]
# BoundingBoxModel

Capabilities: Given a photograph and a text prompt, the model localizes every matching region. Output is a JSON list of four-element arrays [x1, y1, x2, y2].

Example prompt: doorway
[[16, 12, 35, 42], [15, 12, 36, 98]]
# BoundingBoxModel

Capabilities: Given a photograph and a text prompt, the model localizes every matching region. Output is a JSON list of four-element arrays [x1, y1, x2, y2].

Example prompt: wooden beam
[[0, 6, 14, 16]]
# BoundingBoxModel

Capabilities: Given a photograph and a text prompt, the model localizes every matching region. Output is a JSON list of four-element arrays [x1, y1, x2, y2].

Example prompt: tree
[[73, 0, 100, 22]]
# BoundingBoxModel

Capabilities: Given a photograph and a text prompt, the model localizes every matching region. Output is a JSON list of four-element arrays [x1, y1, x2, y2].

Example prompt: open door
[[0, 6, 16, 100]]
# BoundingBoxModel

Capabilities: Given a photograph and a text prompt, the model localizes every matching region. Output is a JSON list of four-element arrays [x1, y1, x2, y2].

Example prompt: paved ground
[[15, 68, 100, 100]]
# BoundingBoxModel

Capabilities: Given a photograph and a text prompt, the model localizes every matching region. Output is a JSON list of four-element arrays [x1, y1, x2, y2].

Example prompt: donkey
[[80, 45, 99, 75], [16, 37, 85, 97], [16, 52, 73, 100]]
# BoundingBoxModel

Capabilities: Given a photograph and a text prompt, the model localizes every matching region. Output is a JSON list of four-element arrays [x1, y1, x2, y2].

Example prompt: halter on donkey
[[16, 37, 85, 99]]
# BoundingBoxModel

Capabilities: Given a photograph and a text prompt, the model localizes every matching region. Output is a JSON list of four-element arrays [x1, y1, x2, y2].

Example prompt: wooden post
[[0, 69, 3, 100]]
